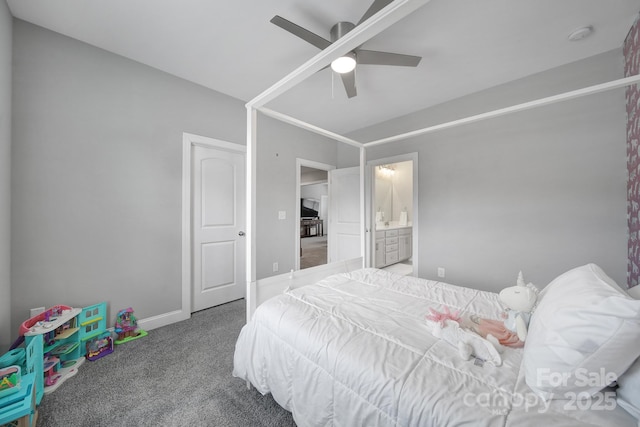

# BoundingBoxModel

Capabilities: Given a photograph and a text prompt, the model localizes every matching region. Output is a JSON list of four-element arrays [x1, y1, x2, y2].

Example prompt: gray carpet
[[300, 236, 327, 270], [35, 299, 296, 427]]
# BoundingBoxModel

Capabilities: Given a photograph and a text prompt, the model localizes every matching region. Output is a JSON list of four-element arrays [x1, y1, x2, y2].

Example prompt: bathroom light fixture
[[331, 52, 357, 74], [378, 164, 395, 176]]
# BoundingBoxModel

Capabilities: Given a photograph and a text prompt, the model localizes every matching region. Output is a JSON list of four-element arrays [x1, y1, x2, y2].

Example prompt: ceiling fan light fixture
[[270, 2, 422, 98], [331, 52, 356, 74]]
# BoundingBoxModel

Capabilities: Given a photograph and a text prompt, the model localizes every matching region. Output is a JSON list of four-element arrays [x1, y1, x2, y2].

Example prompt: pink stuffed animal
[[426, 306, 502, 366]]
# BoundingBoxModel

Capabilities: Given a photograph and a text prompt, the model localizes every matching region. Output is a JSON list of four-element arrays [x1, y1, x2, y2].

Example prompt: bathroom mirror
[[375, 165, 393, 225], [374, 161, 412, 227]]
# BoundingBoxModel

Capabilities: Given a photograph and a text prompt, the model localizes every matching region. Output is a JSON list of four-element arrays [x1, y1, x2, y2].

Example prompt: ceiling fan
[[270, 0, 422, 98]]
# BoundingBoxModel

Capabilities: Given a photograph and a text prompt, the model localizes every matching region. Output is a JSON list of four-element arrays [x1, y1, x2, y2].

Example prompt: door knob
[[238, 231, 245, 236]]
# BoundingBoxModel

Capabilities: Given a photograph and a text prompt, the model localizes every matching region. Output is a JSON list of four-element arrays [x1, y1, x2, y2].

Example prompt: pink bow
[[425, 306, 460, 325]]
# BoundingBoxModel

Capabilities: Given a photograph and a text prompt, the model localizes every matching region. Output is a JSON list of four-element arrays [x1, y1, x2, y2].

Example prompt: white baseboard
[[137, 309, 190, 331]]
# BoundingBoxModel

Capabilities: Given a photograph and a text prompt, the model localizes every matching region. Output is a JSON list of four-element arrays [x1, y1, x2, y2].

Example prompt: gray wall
[[337, 143, 361, 168], [6, 15, 627, 336], [10, 20, 246, 333], [0, 1, 12, 351], [255, 115, 344, 279], [351, 49, 627, 291]]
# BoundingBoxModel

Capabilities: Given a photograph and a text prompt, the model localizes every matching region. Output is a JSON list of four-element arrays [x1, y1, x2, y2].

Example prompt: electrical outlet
[[273, 262, 279, 272], [278, 211, 286, 220], [437, 267, 445, 278]]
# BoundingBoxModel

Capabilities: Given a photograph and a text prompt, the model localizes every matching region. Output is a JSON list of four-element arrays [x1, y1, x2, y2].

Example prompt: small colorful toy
[[114, 307, 147, 344], [0, 366, 20, 398], [85, 332, 114, 361], [42, 355, 61, 387]]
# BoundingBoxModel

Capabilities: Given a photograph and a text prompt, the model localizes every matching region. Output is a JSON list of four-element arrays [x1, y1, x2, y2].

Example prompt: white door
[[328, 167, 361, 263], [192, 144, 246, 311]]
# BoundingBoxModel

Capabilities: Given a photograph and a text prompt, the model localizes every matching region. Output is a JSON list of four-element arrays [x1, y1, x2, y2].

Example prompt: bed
[[233, 265, 640, 426]]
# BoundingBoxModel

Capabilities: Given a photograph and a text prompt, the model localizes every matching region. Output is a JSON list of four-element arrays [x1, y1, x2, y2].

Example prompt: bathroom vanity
[[375, 225, 412, 268]]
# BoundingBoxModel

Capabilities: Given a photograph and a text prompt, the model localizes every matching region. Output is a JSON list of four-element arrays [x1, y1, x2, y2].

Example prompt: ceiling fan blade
[[357, 0, 394, 26], [356, 49, 422, 67], [270, 15, 332, 50], [340, 71, 357, 98]]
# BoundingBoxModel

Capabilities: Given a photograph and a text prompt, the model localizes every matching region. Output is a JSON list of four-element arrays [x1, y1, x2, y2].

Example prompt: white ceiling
[[6, 0, 639, 134]]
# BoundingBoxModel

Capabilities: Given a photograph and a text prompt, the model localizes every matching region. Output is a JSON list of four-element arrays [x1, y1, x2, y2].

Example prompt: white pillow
[[618, 357, 640, 420], [628, 285, 640, 300], [523, 263, 640, 400]]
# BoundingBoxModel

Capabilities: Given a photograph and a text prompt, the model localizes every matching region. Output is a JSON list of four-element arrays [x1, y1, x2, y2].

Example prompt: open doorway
[[296, 160, 334, 270], [368, 154, 418, 276]]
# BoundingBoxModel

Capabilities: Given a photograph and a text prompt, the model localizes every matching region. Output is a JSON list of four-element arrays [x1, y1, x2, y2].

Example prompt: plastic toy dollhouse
[[114, 307, 147, 344], [21, 305, 84, 394], [79, 302, 113, 361], [15, 302, 111, 394], [0, 302, 114, 424]]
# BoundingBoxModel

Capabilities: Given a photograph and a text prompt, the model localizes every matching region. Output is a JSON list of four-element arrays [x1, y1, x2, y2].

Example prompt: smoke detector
[[568, 26, 594, 41]]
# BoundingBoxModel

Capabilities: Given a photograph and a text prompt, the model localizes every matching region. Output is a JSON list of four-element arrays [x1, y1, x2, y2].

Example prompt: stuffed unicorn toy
[[470, 271, 538, 350], [498, 271, 538, 342], [424, 272, 538, 365]]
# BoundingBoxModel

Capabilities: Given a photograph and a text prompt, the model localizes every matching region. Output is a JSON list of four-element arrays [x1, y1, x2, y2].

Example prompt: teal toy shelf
[[78, 302, 108, 357], [0, 366, 20, 399], [0, 372, 37, 427], [0, 336, 42, 426]]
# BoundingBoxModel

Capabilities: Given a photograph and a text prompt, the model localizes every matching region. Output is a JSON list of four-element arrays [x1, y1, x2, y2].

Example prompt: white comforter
[[233, 269, 636, 427]]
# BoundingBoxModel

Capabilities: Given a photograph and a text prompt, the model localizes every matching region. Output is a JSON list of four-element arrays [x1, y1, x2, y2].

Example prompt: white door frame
[[295, 159, 335, 271], [182, 132, 247, 318], [366, 152, 419, 275]]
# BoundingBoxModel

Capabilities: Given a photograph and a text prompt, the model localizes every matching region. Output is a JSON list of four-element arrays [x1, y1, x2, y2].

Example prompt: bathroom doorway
[[368, 153, 418, 276]]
